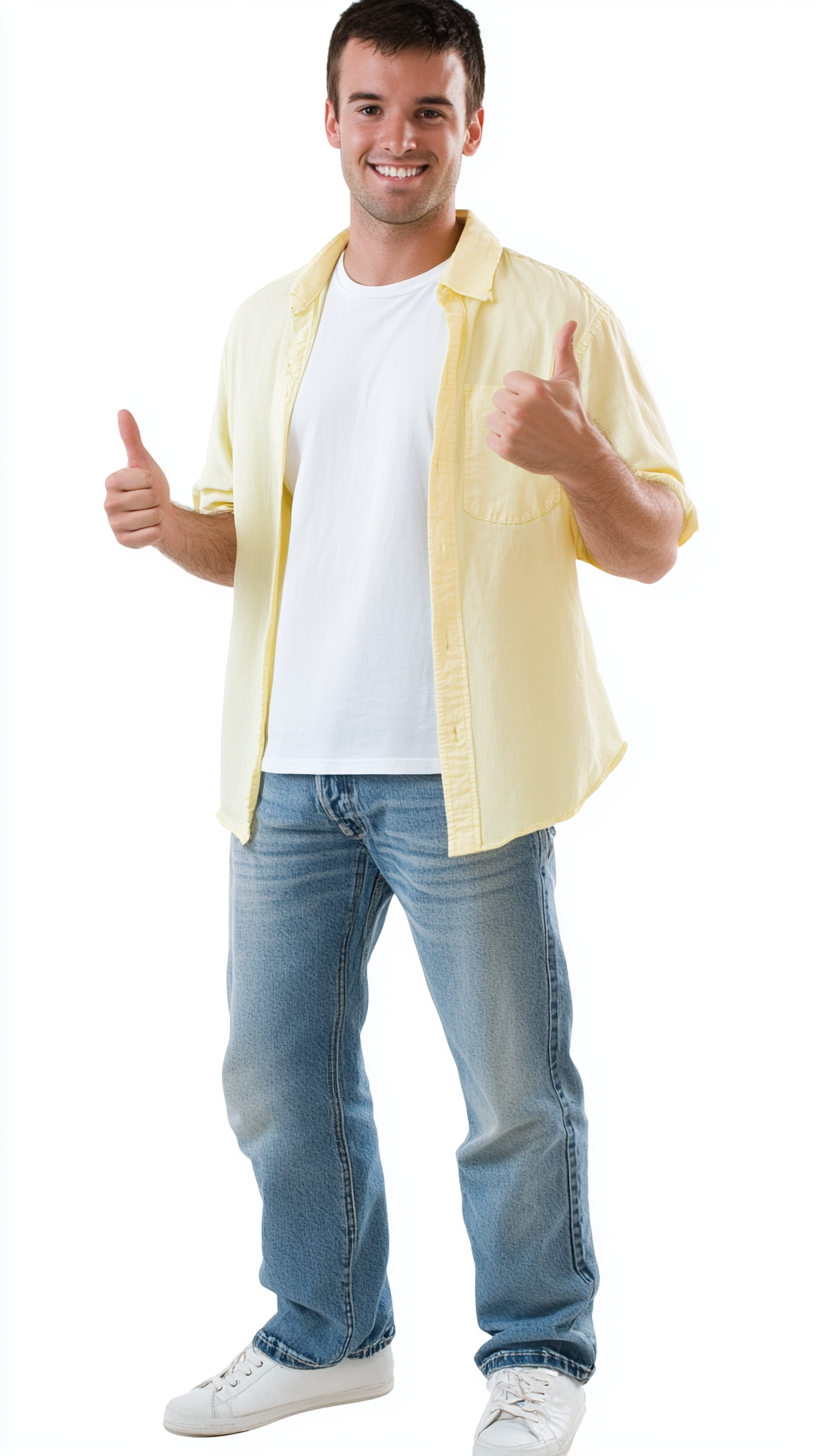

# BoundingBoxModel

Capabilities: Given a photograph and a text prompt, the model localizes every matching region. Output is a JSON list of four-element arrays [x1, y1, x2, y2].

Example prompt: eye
[[359, 105, 380, 116], [418, 109, 443, 119]]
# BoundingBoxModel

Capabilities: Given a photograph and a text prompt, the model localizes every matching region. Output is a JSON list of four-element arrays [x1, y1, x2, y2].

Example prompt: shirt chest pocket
[[462, 383, 563, 524]]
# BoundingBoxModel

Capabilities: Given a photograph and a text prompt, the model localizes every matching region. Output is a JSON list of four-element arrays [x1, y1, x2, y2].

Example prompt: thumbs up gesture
[[485, 320, 591, 478], [104, 409, 171, 548]]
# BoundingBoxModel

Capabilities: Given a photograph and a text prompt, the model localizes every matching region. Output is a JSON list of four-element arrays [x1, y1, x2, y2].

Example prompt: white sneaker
[[473, 1366, 586, 1454], [163, 1340, 394, 1437]]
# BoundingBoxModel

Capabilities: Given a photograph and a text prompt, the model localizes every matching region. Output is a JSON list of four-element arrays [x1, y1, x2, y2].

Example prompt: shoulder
[[224, 269, 300, 351], [495, 247, 614, 357]]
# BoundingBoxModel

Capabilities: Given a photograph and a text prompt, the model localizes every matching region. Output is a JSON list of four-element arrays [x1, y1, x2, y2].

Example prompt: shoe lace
[[487, 1368, 555, 1435], [205, 1344, 265, 1392]]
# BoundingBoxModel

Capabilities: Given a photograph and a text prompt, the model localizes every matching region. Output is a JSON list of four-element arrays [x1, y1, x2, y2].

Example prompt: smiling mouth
[[369, 163, 429, 180]]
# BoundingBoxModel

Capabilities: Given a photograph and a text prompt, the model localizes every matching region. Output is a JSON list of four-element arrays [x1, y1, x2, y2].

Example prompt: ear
[[463, 107, 484, 158], [325, 97, 341, 150]]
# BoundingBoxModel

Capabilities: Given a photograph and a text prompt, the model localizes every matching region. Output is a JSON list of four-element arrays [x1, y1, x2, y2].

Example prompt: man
[[104, 1, 697, 1450]]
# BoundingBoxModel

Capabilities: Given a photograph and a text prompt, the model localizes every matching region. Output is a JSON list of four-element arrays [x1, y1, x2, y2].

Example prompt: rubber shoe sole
[[163, 1371, 394, 1437], [473, 1404, 585, 1456]]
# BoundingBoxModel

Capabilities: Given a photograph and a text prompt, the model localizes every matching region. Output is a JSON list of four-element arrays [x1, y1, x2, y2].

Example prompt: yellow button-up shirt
[[194, 211, 697, 856]]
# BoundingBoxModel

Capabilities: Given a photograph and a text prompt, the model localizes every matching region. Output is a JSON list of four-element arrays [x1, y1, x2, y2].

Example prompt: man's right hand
[[104, 409, 171, 548]]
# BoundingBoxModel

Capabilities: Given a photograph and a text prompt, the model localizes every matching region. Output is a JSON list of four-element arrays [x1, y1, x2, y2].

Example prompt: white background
[[1, 1, 814, 1452]]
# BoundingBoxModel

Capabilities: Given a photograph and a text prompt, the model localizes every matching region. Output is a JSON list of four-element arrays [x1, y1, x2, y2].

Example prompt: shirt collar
[[441, 210, 503, 301], [289, 209, 503, 314]]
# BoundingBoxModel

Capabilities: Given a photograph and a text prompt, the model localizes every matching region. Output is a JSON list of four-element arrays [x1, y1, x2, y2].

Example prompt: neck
[[342, 195, 464, 285]]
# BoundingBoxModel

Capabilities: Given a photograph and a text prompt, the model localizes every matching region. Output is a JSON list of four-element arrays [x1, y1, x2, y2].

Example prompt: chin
[[366, 201, 433, 226], [355, 185, 450, 228]]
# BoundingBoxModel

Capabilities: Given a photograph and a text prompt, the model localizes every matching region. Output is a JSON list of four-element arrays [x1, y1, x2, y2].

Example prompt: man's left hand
[[485, 320, 593, 478]]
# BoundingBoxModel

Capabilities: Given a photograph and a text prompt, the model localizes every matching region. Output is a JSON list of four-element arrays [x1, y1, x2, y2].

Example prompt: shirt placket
[[253, 294, 324, 785], [429, 286, 483, 855]]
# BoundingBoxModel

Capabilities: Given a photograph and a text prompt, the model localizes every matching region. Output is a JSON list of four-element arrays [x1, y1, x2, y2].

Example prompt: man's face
[[325, 40, 483, 226]]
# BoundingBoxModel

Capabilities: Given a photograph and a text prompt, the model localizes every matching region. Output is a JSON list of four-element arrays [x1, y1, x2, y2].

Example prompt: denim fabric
[[224, 773, 598, 1382]]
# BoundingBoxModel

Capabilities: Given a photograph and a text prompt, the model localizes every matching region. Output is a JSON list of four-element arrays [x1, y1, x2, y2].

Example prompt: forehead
[[336, 39, 468, 106]]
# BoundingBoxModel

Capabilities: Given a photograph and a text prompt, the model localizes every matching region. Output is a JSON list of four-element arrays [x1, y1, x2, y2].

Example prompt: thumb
[[118, 408, 154, 470], [551, 320, 581, 385]]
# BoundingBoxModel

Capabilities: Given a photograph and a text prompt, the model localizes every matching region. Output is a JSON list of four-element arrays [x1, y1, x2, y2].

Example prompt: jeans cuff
[[347, 1327, 396, 1358], [478, 1348, 595, 1384], [253, 1326, 395, 1368]]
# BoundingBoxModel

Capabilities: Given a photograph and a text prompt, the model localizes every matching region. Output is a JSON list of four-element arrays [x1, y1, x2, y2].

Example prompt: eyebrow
[[347, 91, 455, 106]]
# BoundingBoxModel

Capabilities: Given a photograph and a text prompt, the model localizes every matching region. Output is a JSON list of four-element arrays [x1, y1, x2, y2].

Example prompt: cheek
[[336, 125, 366, 158]]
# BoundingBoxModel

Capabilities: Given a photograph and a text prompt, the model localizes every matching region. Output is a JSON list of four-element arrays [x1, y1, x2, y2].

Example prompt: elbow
[[634, 543, 678, 585], [633, 489, 685, 583]]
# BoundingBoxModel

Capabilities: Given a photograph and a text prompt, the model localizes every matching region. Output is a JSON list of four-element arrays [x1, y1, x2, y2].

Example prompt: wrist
[[153, 498, 184, 554], [554, 424, 618, 503]]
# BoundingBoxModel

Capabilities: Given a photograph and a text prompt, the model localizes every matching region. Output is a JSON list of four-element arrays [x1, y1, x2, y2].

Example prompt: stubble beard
[[342, 152, 463, 228]]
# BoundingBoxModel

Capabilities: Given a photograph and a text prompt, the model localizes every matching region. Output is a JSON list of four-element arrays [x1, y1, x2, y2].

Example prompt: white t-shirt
[[262, 254, 449, 774]]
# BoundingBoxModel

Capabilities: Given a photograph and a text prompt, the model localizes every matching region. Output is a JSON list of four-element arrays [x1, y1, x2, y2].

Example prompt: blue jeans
[[224, 773, 598, 1382]]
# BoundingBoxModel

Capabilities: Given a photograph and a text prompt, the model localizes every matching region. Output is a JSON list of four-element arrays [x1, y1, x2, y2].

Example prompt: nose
[[376, 113, 419, 158]]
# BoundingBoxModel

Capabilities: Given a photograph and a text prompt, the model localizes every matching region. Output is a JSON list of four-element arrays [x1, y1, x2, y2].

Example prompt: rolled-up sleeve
[[573, 307, 698, 563], [192, 348, 234, 514]]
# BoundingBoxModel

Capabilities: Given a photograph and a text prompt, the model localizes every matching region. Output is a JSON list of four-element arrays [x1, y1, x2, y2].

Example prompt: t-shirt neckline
[[334, 252, 449, 298]]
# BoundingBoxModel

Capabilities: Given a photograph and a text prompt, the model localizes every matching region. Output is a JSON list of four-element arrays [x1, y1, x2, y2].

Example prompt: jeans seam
[[327, 843, 369, 1358], [537, 832, 594, 1292], [328, 845, 394, 1362], [361, 869, 392, 945]]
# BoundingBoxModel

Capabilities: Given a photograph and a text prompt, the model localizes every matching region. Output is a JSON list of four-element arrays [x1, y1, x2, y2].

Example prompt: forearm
[[155, 502, 237, 586], [557, 428, 684, 584], [487, 325, 686, 583]]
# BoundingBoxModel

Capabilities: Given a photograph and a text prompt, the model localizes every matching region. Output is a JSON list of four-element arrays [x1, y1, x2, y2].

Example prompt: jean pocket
[[462, 383, 563, 525]]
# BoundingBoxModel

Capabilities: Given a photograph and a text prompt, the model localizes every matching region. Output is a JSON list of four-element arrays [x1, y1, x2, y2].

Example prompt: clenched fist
[[485, 320, 593, 479], [104, 409, 171, 548]]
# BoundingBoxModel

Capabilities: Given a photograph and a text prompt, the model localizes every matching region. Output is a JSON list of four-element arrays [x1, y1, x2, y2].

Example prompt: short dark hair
[[327, 0, 485, 120]]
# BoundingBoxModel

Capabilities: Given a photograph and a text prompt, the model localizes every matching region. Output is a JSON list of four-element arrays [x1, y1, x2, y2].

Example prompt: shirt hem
[[260, 757, 443, 774], [446, 741, 629, 856]]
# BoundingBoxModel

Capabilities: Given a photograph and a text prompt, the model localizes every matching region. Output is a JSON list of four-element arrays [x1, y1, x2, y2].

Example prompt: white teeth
[[374, 165, 421, 178]]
